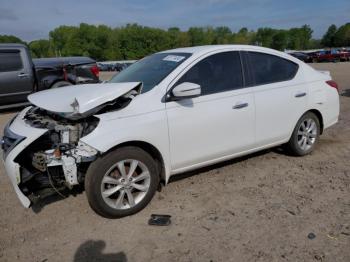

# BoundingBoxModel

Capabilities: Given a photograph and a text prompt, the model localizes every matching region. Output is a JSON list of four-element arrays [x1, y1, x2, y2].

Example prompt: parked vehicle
[[289, 52, 312, 63], [2, 45, 339, 218], [0, 43, 99, 109], [311, 50, 343, 63], [337, 49, 350, 61], [97, 63, 110, 71]]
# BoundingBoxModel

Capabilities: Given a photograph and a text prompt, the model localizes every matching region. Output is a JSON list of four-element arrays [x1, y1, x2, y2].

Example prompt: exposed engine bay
[[14, 85, 141, 202], [13, 107, 99, 201]]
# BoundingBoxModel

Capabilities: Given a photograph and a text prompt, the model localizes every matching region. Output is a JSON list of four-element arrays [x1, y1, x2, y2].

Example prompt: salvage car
[[0, 43, 99, 109], [1, 45, 340, 218]]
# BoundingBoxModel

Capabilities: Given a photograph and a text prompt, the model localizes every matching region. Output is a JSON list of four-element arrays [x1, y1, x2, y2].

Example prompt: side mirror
[[170, 82, 201, 101]]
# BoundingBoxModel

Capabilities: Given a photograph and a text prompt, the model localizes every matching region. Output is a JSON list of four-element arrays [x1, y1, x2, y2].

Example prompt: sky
[[0, 0, 349, 41]]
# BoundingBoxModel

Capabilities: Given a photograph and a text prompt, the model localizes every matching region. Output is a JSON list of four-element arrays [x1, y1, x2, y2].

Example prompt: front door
[[166, 51, 255, 172]]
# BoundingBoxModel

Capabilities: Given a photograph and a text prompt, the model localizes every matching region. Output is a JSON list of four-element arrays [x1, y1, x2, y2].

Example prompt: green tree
[[334, 23, 350, 47], [233, 27, 255, 44], [213, 26, 232, 44], [29, 39, 52, 58], [321, 24, 337, 47], [287, 25, 313, 50], [0, 35, 25, 44], [255, 28, 277, 47], [271, 30, 288, 50]]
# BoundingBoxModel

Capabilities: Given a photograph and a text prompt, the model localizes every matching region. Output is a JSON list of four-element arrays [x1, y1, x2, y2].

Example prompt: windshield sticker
[[163, 55, 186, 62]]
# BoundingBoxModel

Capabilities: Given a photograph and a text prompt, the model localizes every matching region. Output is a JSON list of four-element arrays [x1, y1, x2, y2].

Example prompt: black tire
[[285, 112, 320, 156], [50, 81, 71, 89], [85, 146, 159, 218]]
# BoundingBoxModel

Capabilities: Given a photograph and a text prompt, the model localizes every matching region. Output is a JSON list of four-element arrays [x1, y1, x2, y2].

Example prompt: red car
[[338, 49, 350, 61], [312, 49, 349, 63]]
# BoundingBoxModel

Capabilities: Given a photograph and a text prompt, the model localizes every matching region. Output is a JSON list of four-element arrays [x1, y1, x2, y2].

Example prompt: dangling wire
[[47, 168, 66, 199]]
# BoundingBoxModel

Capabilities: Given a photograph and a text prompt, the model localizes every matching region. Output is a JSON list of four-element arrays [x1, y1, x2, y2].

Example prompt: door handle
[[233, 102, 248, 109], [18, 73, 29, 78], [295, 92, 307, 98]]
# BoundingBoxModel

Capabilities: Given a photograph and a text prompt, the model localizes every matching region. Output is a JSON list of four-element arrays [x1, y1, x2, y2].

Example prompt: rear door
[[243, 51, 307, 147], [0, 48, 34, 106], [166, 51, 255, 171]]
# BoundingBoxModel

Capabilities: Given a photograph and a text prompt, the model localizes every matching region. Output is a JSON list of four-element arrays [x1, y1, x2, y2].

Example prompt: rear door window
[[0, 51, 23, 72], [247, 52, 298, 86]]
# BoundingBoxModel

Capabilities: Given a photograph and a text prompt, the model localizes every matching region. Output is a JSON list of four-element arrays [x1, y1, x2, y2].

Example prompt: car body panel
[[166, 90, 255, 170], [2, 107, 47, 207], [28, 82, 141, 114], [0, 44, 34, 106]]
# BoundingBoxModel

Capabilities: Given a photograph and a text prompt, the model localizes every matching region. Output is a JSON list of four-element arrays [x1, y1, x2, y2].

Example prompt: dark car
[[0, 43, 99, 109], [289, 52, 312, 63]]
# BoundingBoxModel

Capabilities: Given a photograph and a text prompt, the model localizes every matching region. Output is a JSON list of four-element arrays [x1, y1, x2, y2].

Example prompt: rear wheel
[[285, 112, 320, 156], [85, 147, 159, 218]]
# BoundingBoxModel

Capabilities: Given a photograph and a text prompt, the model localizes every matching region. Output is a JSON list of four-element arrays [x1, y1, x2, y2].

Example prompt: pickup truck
[[0, 43, 100, 109]]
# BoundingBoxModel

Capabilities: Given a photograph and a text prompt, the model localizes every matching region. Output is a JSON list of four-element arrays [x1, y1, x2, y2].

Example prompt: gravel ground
[[0, 63, 349, 262]]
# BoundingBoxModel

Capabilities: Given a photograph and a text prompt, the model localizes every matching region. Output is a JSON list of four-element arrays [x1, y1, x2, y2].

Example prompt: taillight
[[90, 64, 100, 78], [326, 80, 339, 93]]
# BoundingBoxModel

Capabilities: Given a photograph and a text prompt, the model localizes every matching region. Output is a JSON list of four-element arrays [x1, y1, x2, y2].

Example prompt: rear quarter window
[[248, 52, 298, 86], [0, 51, 23, 72]]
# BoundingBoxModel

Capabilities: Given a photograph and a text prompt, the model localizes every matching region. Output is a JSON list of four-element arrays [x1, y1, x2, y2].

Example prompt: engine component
[[32, 152, 47, 172], [21, 107, 100, 189]]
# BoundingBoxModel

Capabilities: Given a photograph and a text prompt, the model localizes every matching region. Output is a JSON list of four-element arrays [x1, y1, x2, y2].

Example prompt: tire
[[50, 81, 71, 89], [85, 146, 159, 218], [285, 112, 320, 156]]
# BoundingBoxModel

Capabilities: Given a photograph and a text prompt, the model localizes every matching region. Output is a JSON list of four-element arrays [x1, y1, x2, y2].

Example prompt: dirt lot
[[0, 63, 349, 262]]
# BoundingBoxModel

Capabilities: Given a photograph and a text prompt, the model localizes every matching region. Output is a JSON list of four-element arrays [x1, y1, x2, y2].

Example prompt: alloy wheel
[[101, 159, 151, 210], [297, 118, 317, 151]]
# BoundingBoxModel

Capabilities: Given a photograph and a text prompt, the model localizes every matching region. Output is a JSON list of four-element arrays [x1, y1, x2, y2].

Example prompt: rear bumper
[[2, 107, 47, 208]]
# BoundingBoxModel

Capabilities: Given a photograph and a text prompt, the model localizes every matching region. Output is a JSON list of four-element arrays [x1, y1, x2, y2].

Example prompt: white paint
[[28, 82, 141, 114]]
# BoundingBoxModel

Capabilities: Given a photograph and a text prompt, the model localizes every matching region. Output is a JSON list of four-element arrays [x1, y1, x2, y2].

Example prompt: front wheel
[[85, 147, 159, 218], [285, 112, 320, 156]]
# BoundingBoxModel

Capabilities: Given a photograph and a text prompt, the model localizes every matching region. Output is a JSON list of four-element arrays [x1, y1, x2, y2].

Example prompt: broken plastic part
[[148, 214, 171, 226]]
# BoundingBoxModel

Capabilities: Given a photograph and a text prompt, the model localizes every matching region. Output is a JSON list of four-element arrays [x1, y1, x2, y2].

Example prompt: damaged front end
[[3, 82, 142, 206], [14, 107, 99, 203]]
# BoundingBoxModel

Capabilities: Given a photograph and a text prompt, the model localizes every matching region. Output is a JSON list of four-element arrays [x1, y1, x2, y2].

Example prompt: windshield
[[109, 52, 191, 93]]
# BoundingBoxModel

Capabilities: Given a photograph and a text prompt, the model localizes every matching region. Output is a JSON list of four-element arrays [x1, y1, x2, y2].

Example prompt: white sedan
[[2, 45, 339, 218]]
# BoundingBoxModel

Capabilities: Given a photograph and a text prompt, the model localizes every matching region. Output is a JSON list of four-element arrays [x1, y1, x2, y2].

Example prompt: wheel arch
[[49, 79, 74, 88], [307, 109, 324, 134], [103, 140, 167, 184]]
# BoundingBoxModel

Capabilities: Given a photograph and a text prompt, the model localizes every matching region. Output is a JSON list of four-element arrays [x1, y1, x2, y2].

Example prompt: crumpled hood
[[28, 82, 141, 118]]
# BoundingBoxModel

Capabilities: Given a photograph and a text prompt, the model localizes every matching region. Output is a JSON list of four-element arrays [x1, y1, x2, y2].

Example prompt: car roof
[[160, 44, 288, 58], [33, 56, 95, 67], [0, 43, 27, 48]]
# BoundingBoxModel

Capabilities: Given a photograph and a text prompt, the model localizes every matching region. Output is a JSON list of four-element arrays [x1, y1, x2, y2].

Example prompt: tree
[[0, 35, 25, 44], [255, 28, 277, 47], [6, 22, 350, 61], [213, 26, 232, 44], [321, 24, 337, 47], [334, 23, 350, 47], [232, 27, 255, 44], [29, 39, 51, 58], [271, 30, 288, 50]]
